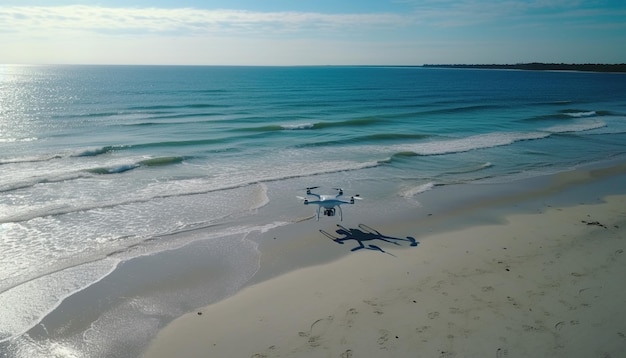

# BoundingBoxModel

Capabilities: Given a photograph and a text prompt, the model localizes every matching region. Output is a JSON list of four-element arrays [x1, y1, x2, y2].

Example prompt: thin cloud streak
[[3, 3, 622, 36], [0, 6, 411, 36]]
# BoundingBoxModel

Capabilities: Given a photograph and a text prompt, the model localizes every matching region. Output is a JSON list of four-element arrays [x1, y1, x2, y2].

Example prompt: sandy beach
[[142, 165, 626, 358]]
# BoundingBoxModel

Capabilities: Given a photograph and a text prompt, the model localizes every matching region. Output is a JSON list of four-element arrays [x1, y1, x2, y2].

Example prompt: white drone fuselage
[[300, 188, 359, 221], [307, 195, 353, 208]]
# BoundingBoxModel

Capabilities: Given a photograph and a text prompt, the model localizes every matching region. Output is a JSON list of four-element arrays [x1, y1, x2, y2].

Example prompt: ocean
[[1, 65, 626, 357]]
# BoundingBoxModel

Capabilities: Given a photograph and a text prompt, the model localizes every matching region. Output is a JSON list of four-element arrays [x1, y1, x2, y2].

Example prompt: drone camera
[[324, 208, 336, 217]]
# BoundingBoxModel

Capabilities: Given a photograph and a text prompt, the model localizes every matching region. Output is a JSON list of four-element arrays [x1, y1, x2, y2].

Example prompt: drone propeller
[[351, 195, 363, 200], [305, 186, 319, 190], [296, 196, 307, 201]]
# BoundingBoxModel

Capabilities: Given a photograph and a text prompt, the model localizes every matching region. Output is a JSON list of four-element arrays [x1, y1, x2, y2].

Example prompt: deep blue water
[[1, 65, 626, 356]]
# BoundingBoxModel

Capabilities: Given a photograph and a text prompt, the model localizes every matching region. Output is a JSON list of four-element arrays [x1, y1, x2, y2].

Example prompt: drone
[[297, 187, 362, 221]]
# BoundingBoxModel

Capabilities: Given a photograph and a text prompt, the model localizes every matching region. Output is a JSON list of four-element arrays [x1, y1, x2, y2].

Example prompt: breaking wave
[[390, 132, 550, 156], [399, 182, 437, 199], [72, 146, 125, 157], [544, 120, 607, 133], [0, 157, 186, 193], [523, 109, 611, 122], [86, 164, 140, 175]]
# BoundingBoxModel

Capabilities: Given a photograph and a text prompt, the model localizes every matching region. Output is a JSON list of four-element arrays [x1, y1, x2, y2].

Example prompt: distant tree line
[[422, 63, 626, 73]]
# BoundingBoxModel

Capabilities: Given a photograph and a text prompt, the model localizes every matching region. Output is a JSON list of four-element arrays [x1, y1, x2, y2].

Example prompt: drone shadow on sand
[[320, 224, 418, 256]]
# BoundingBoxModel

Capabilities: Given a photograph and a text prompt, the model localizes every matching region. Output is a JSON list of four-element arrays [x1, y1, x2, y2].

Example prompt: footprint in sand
[[506, 296, 520, 308], [251, 346, 277, 358], [343, 308, 358, 328], [377, 329, 390, 347], [496, 347, 509, 358], [554, 321, 565, 331], [340, 349, 353, 358], [610, 249, 624, 262], [298, 315, 335, 347], [364, 299, 384, 315]]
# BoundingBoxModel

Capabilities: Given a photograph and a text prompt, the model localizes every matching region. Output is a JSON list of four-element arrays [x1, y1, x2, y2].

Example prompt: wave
[[544, 100, 575, 106], [120, 113, 226, 127], [86, 164, 140, 175], [58, 104, 230, 121], [280, 123, 315, 130], [314, 117, 382, 129], [560, 109, 606, 118], [240, 117, 383, 132], [3, 144, 185, 166], [126, 103, 230, 111], [391, 151, 420, 158], [86, 156, 186, 175], [523, 109, 611, 122], [446, 162, 493, 175], [0, 154, 62, 166], [297, 133, 434, 149], [0, 137, 38, 144], [138, 156, 185, 167], [399, 182, 437, 199], [135, 138, 228, 149], [358, 133, 433, 142], [0, 156, 186, 193], [75, 139, 225, 158], [544, 119, 606, 133], [1, 146, 122, 164], [0, 172, 91, 193], [391, 132, 549, 156], [416, 104, 503, 117], [72, 146, 125, 157]]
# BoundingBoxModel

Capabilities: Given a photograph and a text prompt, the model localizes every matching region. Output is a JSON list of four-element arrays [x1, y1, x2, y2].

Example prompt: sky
[[1, 0, 625, 65]]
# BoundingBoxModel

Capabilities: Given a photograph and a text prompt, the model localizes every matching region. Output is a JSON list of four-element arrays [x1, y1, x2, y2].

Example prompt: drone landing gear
[[317, 207, 343, 221]]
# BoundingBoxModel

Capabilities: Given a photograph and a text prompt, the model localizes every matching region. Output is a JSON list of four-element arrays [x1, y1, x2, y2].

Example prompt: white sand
[[143, 195, 626, 358]]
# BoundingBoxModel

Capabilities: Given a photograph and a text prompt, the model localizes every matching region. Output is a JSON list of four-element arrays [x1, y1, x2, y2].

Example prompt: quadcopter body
[[297, 187, 361, 221]]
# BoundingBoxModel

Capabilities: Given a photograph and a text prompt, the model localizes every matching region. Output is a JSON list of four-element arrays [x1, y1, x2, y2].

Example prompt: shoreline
[[142, 161, 626, 357]]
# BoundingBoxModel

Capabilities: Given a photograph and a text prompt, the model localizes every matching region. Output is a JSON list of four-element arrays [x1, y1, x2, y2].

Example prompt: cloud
[[3, 2, 622, 39], [0, 5, 410, 37], [401, 0, 626, 27]]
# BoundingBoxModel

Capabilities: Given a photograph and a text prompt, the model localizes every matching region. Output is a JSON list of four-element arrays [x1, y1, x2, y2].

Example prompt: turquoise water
[[1, 65, 626, 356]]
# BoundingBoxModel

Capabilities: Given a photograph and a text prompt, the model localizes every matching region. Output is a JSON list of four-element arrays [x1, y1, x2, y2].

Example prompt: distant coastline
[[422, 63, 626, 73]]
